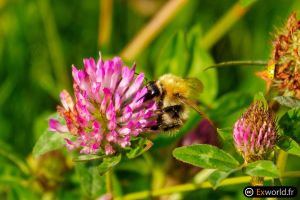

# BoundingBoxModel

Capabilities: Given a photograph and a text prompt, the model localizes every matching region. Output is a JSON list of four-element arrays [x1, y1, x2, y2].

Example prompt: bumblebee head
[[143, 81, 161, 102]]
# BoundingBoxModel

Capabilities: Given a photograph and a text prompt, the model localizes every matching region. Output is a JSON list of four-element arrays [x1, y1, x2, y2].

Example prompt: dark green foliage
[[279, 108, 300, 143]]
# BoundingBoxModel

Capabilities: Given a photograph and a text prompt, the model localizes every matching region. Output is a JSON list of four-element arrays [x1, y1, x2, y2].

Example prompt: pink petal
[[48, 119, 68, 133], [91, 143, 100, 153], [80, 146, 91, 154], [105, 144, 115, 155], [116, 66, 135, 95], [65, 138, 78, 151], [118, 106, 132, 123], [124, 73, 144, 100], [102, 61, 114, 88], [118, 127, 131, 136], [96, 66, 105, 83], [109, 57, 122, 91], [128, 87, 147, 110], [114, 93, 121, 111], [108, 116, 117, 130], [118, 135, 130, 148], [72, 66, 88, 90], [100, 96, 107, 113], [106, 130, 118, 142], [97, 193, 113, 200], [83, 58, 96, 78], [60, 90, 74, 111], [106, 102, 116, 121]]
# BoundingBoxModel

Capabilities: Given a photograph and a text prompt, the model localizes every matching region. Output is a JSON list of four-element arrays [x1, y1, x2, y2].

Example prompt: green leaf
[[208, 169, 237, 189], [239, 0, 258, 7], [194, 169, 216, 184], [208, 165, 244, 188], [32, 113, 74, 158], [126, 138, 153, 159], [216, 128, 236, 152], [32, 131, 74, 158], [156, 31, 188, 77], [187, 25, 217, 104], [274, 96, 300, 108], [75, 162, 106, 198], [277, 136, 300, 157], [173, 144, 240, 171], [98, 154, 122, 175], [217, 128, 233, 142], [245, 160, 279, 177], [278, 108, 300, 143]]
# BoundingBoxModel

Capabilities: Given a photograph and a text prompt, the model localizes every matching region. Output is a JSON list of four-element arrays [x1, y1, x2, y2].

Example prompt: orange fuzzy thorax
[[158, 74, 191, 102]]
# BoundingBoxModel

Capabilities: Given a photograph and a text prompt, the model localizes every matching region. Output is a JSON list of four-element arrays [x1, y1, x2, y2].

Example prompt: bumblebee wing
[[184, 78, 203, 98], [177, 96, 213, 125], [177, 97, 202, 115], [178, 96, 209, 118]]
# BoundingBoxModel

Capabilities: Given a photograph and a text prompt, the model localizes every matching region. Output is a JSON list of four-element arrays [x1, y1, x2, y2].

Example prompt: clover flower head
[[233, 101, 277, 163], [49, 55, 157, 155]]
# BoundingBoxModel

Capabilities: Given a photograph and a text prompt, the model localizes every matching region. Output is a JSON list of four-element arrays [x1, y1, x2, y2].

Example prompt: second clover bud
[[233, 101, 277, 163]]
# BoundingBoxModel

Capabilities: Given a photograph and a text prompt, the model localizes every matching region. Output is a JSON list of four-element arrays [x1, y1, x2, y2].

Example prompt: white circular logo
[[244, 187, 254, 197]]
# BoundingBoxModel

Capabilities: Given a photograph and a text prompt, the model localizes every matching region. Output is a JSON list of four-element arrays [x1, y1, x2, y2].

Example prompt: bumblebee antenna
[[204, 60, 268, 71]]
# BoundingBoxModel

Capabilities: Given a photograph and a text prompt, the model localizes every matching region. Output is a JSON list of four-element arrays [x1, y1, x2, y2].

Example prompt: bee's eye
[[143, 81, 160, 102]]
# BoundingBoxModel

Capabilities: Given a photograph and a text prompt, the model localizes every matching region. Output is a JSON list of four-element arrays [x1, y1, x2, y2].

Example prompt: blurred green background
[[0, 0, 300, 199]]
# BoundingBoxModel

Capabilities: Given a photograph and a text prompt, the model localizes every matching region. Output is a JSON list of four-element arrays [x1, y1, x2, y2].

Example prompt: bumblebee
[[143, 74, 204, 132]]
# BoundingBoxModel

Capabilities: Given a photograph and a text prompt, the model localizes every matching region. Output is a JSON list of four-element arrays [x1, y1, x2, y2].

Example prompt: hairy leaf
[[32, 131, 74, 158], [279, 108, 300, 143], [277, 136, 300, 157], [75, 162, 106, 198], [274, 96, 300, 108], [245, 160, 279, 177], [98, 154, 122, 175], [173, 144, 240, 171], [126, 138, 153, 159]]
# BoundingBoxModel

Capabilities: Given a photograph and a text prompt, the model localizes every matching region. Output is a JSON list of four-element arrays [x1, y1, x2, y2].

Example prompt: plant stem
[[106, 169, 113, 195], [204, 60, 268, 71], [115, 172, 300, 200], [282, 171, 300, 177], [201, 2, 254, 50], [120, 0, 188, 60], [277, 150, 288, 178], [98, 0, 113, 48]]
